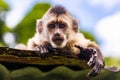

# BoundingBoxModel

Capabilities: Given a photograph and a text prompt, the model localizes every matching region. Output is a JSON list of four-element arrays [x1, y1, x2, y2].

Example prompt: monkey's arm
[[75, 44, 105, 77]]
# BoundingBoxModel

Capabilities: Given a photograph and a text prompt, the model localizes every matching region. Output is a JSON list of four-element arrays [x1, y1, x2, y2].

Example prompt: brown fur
[[15, 5, 104, 77]]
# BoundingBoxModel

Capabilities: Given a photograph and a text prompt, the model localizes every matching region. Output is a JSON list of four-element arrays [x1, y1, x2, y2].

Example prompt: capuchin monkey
[[16, 5, 105, 77]]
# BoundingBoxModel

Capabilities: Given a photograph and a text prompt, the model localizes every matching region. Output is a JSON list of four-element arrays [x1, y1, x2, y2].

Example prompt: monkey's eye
[[59, 23, 66, 28], [48, 23, 55, 28]]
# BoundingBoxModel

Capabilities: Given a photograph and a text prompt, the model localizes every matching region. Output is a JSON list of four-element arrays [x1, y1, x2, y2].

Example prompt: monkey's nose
[[54, 33, 60, 37]]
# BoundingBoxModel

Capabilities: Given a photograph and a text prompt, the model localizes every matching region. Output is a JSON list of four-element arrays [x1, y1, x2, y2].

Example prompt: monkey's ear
[[36, 19, 43, 33], [73, 19, 79, 32]]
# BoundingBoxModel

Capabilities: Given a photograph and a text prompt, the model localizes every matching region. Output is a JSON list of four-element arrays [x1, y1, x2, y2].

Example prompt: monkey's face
[[40, 6, 79, 48], [47, 21, 68, 48]]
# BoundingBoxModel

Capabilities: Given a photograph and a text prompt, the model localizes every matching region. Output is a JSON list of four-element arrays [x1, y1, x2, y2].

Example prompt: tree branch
[[0, 47, 89, 70]]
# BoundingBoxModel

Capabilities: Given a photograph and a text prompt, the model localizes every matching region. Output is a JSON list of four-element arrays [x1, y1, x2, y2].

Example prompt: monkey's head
[[37, 5, 79, 48]]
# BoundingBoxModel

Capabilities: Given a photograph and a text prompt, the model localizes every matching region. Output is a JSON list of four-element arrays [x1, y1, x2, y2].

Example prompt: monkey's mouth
[[52, 37, 64, 45]]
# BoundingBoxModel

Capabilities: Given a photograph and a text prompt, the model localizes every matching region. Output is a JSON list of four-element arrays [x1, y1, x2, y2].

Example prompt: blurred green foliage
[[13, 3, 51, 44], [0, 0, 10, 45], [0, 64, 120, 80], [80, 30, 97, 42], [105, 57, 120, 68], [0, 0, 9, 10]]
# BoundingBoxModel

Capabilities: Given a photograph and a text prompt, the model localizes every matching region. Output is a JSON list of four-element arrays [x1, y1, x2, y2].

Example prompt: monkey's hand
[[35, 44, 54, 59], [75, 45, 104, 77]]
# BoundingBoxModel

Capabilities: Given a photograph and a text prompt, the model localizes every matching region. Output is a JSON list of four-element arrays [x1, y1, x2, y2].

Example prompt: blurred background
[[0, 0, 120, 67]]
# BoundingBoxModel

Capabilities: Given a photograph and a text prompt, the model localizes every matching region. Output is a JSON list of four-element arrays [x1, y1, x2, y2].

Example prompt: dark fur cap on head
[[50, 5, 66, 16]]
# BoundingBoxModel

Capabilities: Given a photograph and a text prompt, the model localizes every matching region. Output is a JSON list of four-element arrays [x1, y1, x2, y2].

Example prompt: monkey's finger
[[34, 46, 47, 59], [39, 45, 47, 53], [39, 46, 49, 59], [40, 46, 45, 53], [87, 63, 99, 77], [42, 45, 49, 53], [87, 52, 97, 66], [87, 69, 98, 77], [87, 56, 96, 66], [95, 64, 103, 74], [75, 45, 83, 50], [88, 61, 104, 77], [35, 47, 42, 56], [88, 70, 98, 77]]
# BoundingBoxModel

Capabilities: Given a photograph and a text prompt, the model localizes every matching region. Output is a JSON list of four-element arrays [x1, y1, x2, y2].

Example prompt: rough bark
[[0, 47, 89, 70]]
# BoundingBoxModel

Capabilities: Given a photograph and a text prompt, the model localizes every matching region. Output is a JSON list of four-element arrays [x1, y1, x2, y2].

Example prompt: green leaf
[[0, 0, 9, 10], [13, 3, 51, 44], [81, 30, 97, 42]]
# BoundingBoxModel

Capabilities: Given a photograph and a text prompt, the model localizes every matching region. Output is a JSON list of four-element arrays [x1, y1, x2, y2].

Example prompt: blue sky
[[4, 0, 120, 57]]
